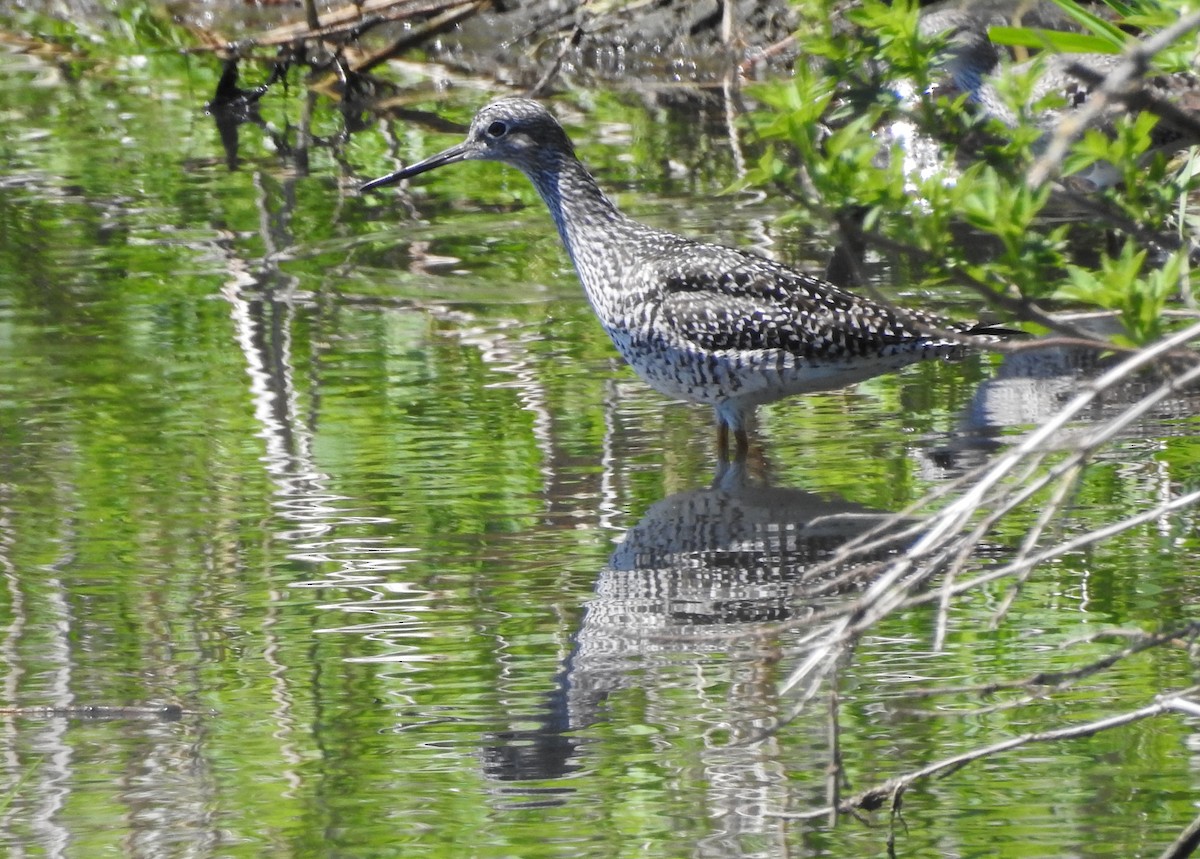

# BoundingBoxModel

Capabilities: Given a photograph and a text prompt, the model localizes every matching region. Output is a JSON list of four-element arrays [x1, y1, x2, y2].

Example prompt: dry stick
[[1064, 625, 1193, 646], [860, 229, 1115, 349], [793, 453, 1009, 595], [926, 439, 1070, 573], [793, 160, 1062, 354], [945, 453, 1052, 563], [910, 320, 1200, 556], [1069, 358, 1200, 452], [780, 616, 855, 697], [779, 547, 950, 708], [932, 452, 1054, 649], [1166, 698, 1200, 718], [826, 684, 842, 827], [796, 506, 946, 586], [792, 514, 944, 595], [939, 356, 1200, 595], [738, 33, 796, 75], [1028, 8, 1200, 187], [891, 625, 1200, 720], [935, 451, 1080, 640], [724, 75, 749, 180], [821, 191, 984, 349], [769, 325, 1200, 655], [921, 483, 1200, 608], [779, 326, 1200, 702], [526, 4, 590, 99], [988, 462, 1082, 628], [801, 556, 903, 602], [1051, 184, 1194, 259], [882, 241, 1195, 365], [1071, 63, 1200, 144], [1001, 487, 1200, 581], [837, 197, 1183, 370], [773, 687, 1200, 820], [218, 0, 471, 49], [789, 465, 1196, 699], [937, 345, 1200, 567], [353, 0, 488, 74], [890, 625, 1200, 716], [847, 458, 1067, 659], [889, 690, 1052, 720], [903, 622, 1200, 702], [920, 486, 1200, 608], [1160, 809, 1200, 859], [788, 542, 972, 697]]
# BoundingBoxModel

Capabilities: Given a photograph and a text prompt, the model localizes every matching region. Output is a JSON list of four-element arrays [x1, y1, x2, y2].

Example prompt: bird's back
[[578, 226, 991, 413]]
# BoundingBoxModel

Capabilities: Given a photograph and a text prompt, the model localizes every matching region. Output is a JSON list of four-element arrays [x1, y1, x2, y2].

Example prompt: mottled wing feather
[[653, 245, 961, 357]]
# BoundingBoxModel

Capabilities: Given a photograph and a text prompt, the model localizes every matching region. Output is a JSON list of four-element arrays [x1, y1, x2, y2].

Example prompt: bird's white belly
[[603, 325, 922, 408]]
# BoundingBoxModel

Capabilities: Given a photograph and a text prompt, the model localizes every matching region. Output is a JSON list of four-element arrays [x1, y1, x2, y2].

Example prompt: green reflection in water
[[0, 17, 1198, 859]]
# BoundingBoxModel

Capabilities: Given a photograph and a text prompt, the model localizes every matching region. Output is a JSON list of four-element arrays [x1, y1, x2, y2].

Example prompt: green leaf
[[987, 26, 1122, 54], [1048, 0, 1129, 48]]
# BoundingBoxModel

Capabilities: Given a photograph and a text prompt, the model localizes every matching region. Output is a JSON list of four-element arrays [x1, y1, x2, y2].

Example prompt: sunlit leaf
[[987, 26, 1123, 54]]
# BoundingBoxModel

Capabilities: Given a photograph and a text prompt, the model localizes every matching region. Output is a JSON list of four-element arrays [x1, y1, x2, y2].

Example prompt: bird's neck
[[524, 156, 633, 281]]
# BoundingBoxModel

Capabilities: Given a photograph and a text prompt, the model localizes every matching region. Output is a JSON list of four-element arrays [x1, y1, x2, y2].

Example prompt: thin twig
[[1028, 8, 1200, 186], [921, 488, 1200, 605], [767, 324, 1200, 720], [911, 320, 1200, 555], [903, 622, 1200, 701], [353, 0, 488, 74], [772, 687, 1200, 819], [1160, 808, 1200, 859], [826, 682, 843, 826], [988, 461, 1081, 628]]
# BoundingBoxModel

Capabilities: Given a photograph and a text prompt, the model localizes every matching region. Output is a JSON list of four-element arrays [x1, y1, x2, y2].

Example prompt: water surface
[[1, 38, 1199, 859]]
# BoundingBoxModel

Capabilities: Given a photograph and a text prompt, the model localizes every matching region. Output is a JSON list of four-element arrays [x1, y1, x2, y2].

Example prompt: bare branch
[[764, 320, 1200, 729], [1029, 9, 1200, 187], [901, 623, 1200, 702], [773, 687, 1200, 820], [1160, 808, 1200, 859]]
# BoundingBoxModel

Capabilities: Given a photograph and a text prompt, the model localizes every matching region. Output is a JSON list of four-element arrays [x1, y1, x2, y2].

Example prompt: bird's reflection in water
[[482, 461, 911, 815], [483, 328, 1200, 802]]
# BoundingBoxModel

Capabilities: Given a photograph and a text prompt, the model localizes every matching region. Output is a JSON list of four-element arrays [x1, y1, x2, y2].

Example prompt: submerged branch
[[773, 686, 1200, 821], [766, 319, 1200, 730], [900, 622, 1200, 705]]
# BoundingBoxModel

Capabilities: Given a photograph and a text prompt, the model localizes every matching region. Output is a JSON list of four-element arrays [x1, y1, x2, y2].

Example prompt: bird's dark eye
[[486, 121, 508, 138]]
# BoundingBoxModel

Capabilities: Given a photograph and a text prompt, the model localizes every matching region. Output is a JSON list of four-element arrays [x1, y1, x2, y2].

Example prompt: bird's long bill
[[359, 142, 469, 192]]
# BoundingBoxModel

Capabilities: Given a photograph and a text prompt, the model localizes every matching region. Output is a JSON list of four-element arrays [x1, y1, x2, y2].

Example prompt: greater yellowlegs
[[362, 98, 1006, 459], [918, 4, 1200, 184]]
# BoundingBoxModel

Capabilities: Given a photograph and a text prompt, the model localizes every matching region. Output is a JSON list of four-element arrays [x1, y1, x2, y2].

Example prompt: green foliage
[[743, 0, 1200, 344], [1058, 242, 1185, 344], [987, 26, 1122, 53], [113, 2, 194, 51], [955, 164, 1068, 283], [0, 0, 195, 57], [1, 6, 1199, 858], [1048, 0, 1131, 47]]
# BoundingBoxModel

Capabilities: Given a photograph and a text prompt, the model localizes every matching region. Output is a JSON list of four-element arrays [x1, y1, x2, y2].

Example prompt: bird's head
[[360, 98, 575, 192]]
